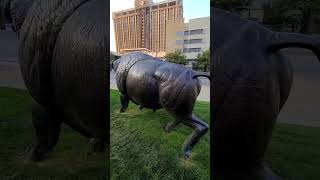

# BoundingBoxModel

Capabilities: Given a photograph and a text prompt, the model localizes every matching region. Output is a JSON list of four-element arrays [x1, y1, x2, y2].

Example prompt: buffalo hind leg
[[90, 127, 108, 153], [31, 104, 62, 161], [164, 119, 181, 133], [90, 136, 107, 153], [120, 94, 129, 113], [181, 114, 208, 159]]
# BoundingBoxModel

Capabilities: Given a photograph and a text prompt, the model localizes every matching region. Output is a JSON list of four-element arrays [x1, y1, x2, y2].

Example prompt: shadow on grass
[[0, 87, 107, 180]]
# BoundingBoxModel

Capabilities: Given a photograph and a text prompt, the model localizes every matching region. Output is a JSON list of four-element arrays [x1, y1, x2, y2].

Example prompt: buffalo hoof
[[90, 138, 107, 153], [182, 146, 192, 159], [164, 124, 172, 133], [120, 108, 126, 113]]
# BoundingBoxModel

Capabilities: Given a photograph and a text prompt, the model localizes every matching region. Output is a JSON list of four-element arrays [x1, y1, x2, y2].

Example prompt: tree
[[269, 0, 320, 34], [193, 50, 210, 72], [214, 0, 253, 13], [110, 52, 117, 63], [164, 49, 187, 65], [0, 0, 5, 30]]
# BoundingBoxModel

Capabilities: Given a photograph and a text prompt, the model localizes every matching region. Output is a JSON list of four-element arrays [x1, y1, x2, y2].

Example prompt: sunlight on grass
[[110, 89, 210, 180]]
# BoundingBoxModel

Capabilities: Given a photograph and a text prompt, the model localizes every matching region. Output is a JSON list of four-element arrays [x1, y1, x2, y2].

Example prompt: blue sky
[[110, 0, 210, 51], [183, 0, 210, 22]]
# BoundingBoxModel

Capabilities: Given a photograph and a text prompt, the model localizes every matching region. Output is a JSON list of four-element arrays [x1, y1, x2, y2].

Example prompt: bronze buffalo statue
[[2, 0, 108, 161], [212, 8, 320, 180], [112, 52, 210, 158]]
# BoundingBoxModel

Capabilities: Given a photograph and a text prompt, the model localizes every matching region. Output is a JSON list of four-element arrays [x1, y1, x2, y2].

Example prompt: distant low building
[[166, 16, 210, 61]]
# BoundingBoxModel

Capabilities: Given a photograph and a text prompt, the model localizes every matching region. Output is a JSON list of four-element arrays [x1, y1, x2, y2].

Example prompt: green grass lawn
[[0, 87, 107, 180], [110, 89, 210, 180], [266, 123, 320, 180], [110, 89, 320, 180], [1, 87, 320, 180]]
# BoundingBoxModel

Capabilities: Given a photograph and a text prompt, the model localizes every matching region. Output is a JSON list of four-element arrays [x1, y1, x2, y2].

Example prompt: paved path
[[0, 60, 25, 89], [0, 30, 25, 89], [277, 50, 320, 127], [0, 30, 19, 61]]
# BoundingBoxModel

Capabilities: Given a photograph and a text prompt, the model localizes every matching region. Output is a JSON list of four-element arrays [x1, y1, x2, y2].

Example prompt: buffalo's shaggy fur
[[4, 0, 108, 161]]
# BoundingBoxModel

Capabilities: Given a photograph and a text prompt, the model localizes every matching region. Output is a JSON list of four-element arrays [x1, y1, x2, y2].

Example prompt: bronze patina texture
[[112, 52, 210, 158], [212, 8, 320, 180], [2, 0, 108, 161]]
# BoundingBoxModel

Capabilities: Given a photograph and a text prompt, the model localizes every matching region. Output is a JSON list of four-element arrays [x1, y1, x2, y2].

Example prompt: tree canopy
[[193, 50, 210, 72], [264, 0, 320, 34], [0, 1, 5, 30], [164, 50, 187, 65], [214, 0, 253, 12]]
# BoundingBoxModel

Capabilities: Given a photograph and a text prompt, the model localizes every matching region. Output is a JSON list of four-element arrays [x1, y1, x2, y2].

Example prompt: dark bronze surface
[[212, 8, 320, 180], [113, 52, 210, 158], [3, 0, 108, 161]]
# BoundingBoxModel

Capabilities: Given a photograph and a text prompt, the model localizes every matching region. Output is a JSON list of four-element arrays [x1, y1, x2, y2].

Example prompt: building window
[[152, 5, 158, 9], [176, 31, 183, 36], [183, 48, 188, 53], [189, 29, 204, 35], [184, 40, 188, 44], [189, 38, 202, 44], [184, 30, 189, 35], [169, 2, 176, 6], [159, 3, 167, 8], [188, 48, 201, 52], [176, 40, 183, 45]]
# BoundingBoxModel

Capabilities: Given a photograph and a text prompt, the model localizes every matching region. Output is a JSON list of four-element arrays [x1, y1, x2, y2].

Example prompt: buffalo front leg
[[181, 114, 209, 159], [31, 104, 62, 161], [120, 94, 129, 113]]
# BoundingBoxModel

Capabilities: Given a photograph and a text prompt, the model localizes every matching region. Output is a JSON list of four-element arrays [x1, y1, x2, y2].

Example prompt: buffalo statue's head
[[1, 0, 34, 34], [111, 59, 120, 72], [112, 51, 154, 72]]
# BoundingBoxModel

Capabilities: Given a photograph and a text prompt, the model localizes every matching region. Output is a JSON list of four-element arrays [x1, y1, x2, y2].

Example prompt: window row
[[175, 39, 203, 45], [184, 29, 204, 35], [152, 1, 177, 9], [182, 48, 202, 53]]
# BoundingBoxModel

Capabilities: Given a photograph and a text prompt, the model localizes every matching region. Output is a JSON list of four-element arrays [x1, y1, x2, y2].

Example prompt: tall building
[[166, 17, 210, 60], [112, 0, 183, 57]]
